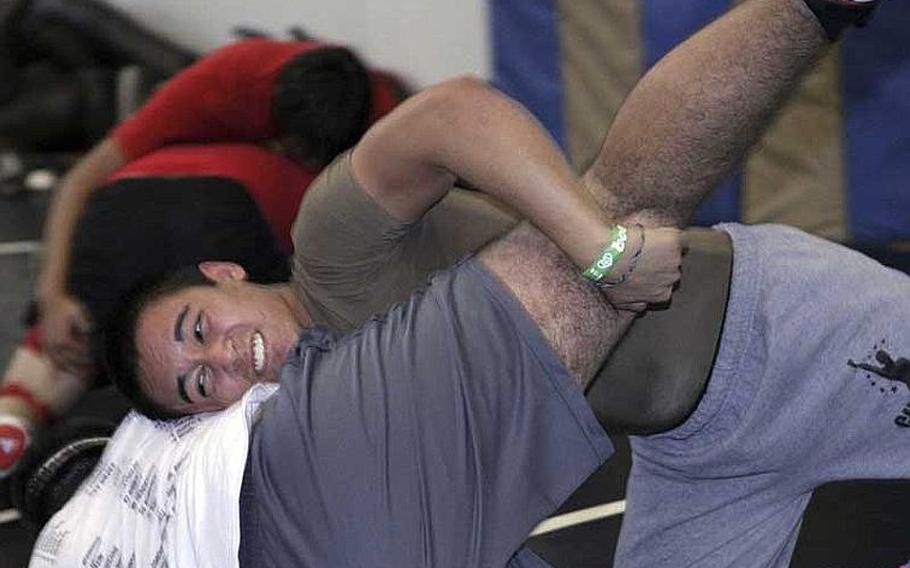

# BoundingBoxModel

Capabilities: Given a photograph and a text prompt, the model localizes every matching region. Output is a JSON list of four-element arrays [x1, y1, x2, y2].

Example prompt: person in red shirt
[[107, 143, 316, 253], [0, 38, 406, 477], [112, 39, 404, 167]]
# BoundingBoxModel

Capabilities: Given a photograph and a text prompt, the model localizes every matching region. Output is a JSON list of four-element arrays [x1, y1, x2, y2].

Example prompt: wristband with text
[[583, 224, 628, 283], [599, 224, 646, 288]]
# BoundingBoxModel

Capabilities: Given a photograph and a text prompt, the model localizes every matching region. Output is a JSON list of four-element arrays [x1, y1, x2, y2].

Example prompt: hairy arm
[[351, 77, 681, 386], [348, 0, 828, 388], [351, 76, 616, 272]]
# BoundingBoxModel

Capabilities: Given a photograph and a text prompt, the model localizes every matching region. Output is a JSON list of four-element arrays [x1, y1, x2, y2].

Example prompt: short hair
[[70, 176, 291, 333], [76, 176, 293, 419], [100, 265, 216, 421], [272, 46, 372, 166]]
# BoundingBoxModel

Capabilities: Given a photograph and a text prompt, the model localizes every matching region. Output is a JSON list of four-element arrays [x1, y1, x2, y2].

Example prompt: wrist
[[581, 224, 645, 288], [610, 225, 645, 283], [36, 280, 66, 306], [582, 224, 641, 286]]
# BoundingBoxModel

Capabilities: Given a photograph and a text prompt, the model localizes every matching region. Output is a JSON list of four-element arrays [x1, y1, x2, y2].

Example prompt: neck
[[274, 283, 313, 328]]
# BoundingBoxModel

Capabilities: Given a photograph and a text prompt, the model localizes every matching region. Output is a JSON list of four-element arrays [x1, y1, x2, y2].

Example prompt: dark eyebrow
[[177, 373, 192, 404], [174, 304, 190, 342]]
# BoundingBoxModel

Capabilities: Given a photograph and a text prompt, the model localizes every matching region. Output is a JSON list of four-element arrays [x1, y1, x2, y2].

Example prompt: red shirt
[[112, 38, 403, 162], [110, 143, 313, 253]]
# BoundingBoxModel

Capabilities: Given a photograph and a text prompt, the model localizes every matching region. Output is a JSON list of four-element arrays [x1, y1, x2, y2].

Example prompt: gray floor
[[0, 189, 46, 568], [0, 190, 45, 364]]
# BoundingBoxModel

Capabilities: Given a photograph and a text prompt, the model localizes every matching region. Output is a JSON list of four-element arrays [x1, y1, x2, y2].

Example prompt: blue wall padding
[[643, 0, 740, 226], [490, 0, 566, 150], [842, 2, 910, 243]]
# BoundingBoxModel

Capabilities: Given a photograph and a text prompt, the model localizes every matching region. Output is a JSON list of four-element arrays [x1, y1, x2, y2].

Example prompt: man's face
[[135, 263, 303, 414]]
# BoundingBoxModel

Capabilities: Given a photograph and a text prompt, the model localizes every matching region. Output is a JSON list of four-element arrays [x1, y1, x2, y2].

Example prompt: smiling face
[[134, 263, 305, 414]]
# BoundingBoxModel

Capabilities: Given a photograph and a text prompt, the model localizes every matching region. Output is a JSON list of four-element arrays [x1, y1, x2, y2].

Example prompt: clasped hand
[[601, 227, 683, 312], [39, 293, 94, 374]]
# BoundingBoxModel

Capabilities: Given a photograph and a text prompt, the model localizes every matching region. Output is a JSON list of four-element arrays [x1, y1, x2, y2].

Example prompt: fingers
[[599, 226, 683, 309], [48, 351, 92, 376], [40, 299, 94, 373], [45, 338, 92, 374], [616, 302, 648, 313]]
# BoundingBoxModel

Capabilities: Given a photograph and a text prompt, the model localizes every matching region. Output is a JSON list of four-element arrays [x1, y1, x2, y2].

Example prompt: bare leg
[[584, 0, 829, 227], [481, 224, 626, 386], [483, 0, 834, 392], [579, 0, 835, 431]]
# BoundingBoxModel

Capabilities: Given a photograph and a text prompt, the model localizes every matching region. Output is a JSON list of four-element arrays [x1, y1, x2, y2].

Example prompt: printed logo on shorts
[[848, 340, 910, 427]]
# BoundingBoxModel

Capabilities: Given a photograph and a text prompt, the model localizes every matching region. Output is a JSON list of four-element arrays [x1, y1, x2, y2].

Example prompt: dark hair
[[272, 46, 372, 166], [70, 176, 291, 334], [100, 265, 216, 421]]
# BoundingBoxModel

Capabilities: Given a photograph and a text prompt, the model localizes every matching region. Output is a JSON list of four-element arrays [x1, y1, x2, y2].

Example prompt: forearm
[[583, 0, 829, 227], [352, 76, 614, 271], [38, 137, 125, 300]]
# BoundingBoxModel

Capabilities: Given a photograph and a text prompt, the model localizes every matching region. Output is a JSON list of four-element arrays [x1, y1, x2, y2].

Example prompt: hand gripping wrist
[[583, 224, 632, 286], [601, 224, 645, 288]]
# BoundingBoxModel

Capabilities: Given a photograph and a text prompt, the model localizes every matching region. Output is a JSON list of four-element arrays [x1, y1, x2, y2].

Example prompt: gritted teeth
[[252, 331, 265, 374]]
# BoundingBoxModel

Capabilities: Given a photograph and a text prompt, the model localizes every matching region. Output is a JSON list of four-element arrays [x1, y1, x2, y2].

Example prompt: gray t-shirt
[[290, 151, 518, 332], [244, 259, 612, 566]]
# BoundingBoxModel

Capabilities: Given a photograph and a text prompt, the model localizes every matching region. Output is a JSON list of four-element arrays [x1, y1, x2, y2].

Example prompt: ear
[[197, 261, 248, 283]]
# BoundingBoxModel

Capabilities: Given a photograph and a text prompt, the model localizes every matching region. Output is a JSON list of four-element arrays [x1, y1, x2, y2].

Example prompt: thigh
[[249, 259, 610, 567]]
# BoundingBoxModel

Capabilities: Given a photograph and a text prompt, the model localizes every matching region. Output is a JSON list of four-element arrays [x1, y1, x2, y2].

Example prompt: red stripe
[[23, 325, 44, 353], [0, 384, 51, 424]]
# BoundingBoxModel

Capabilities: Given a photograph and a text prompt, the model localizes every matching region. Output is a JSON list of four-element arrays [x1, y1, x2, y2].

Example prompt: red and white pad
[[0, 415, 31, 478]]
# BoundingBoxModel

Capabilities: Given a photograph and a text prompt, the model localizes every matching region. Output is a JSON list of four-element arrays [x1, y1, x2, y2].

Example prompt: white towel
[[29, 384, 278, 568]]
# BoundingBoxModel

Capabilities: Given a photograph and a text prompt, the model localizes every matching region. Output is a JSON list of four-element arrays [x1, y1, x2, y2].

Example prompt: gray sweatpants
[[616, 223, 910, 567]]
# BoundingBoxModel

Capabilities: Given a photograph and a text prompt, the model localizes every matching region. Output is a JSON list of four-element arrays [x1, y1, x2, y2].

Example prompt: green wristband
[[582, 224, 628, 282]]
